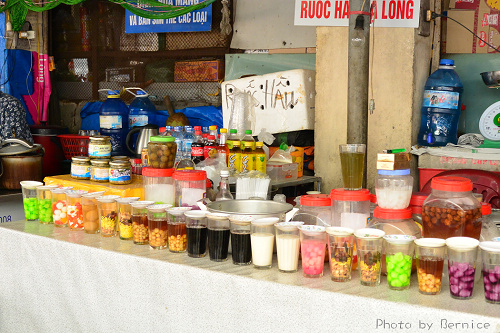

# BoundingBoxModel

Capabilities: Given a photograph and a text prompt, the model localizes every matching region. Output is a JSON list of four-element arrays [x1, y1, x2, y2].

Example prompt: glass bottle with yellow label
[[241, 141, 255, 172], [254, 141, 267, 174], [228, 140, 242, 172]]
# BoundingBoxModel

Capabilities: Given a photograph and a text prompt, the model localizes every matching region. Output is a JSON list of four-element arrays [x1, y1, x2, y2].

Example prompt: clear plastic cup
[[81, 192, 105, 234], [479, 241, 500, 304], [207, 213, 231, 262], [299, 225, 327, 278], [36, 185, 57, 224], [185, 210, 208, 258], [446, 237, 479, 300], [230, 216, 253, 265], [415, 238, 446, 295], [51, 187, 73, 227], [66, 190, 88, 230], [275, 222, 304, 273], [383, 235, 416, 290], [251, 217, 278, 269], [116, 197, 140, 240], [147, 204, 173, 249], [20, 181, 43, 221], [326, 227, 355, 282], [355, 228, 385, 286], [339, 143, 366, 190], [97, 195, 120, 237], [166, 207, 192, 253], [131, 201, 155, 245]]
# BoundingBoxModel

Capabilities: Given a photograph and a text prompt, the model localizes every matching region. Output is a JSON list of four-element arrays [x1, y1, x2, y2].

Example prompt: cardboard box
[[221, 69, 316, 135], [446, 0, 500, 53], [174, 60, 224, 82]]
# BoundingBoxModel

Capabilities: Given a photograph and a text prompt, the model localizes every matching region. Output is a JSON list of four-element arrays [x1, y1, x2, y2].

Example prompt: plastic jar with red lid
[[292, 194, 332, 226], [422, 176, 482, 240], [173, 170, 207, 208], [143, 167, 174, 205], [330, 189, 371, 229], [368, 207, 422, 238]]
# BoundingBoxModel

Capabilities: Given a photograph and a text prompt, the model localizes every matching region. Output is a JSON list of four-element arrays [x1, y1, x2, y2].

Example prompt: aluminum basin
[[206, 199, 293, 221]]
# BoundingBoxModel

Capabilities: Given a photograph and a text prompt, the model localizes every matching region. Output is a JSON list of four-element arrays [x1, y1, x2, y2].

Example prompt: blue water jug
[[417, 59, 463, 146], [128, 89, 157, 128], [99, 90, 129, 156]]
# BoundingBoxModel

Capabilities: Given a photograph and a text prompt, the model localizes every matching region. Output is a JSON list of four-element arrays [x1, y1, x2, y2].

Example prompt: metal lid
[[111, 156, 129, 161], [72, 156, 90, 163], [91, 159, 110, 166], [109, 160, 131, 167], [89, 135, 110, 142], [0, 138, 43, 156]]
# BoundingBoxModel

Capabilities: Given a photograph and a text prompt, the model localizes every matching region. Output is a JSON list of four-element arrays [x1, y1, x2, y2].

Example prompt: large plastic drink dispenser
[[418, 59, 463, 146], [128, 89, 157, 128], [99, 90, 129, 156]]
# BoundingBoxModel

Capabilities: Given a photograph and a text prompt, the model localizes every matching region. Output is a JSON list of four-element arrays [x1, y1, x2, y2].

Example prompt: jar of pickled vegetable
[[422, 176, 482, 240], [147, 136, 177, 169]]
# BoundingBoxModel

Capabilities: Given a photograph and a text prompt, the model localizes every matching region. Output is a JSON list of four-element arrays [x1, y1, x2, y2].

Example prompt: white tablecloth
[[0, 221, 499, 333]]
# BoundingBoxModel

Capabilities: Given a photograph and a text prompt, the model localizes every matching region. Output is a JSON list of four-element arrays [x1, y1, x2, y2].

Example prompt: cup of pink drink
[[299, 225, 327, 278], [479, 241, 500, 304], [446, 237, 479, 300]]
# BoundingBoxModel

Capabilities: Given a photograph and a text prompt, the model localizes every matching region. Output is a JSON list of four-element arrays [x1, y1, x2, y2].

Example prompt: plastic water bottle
[[183, 126, 195, 159], [161, 126, 174, 136], [128, 89, 156, 128], [99, 90, 129, 156], [172, 126, 184, 163], [417, 59, 463, 146]]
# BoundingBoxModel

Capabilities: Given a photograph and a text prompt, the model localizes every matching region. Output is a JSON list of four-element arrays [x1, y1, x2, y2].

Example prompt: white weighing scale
[[479, 71, 500, 148]]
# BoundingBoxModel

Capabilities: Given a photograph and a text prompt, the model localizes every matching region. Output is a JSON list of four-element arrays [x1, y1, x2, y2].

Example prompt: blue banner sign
[[125, 0, 212, 33]]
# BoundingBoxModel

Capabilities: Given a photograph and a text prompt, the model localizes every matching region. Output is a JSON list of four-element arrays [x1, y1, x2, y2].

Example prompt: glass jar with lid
[[90, 159, 110, 183], [71, 156, 91, 180], [375, 169, 413, 209], [147, 135, 177, 169], [88, 135, 111, 159], [109, 160, 132, 185], [422, 176, 482, 240], [292, 194, 332, 226]]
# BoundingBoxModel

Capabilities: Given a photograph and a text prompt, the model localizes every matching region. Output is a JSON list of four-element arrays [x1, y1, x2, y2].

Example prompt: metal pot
[[0, 138, 44, 190], [480, 71, 500, 88], [206, 199, 294, 221]]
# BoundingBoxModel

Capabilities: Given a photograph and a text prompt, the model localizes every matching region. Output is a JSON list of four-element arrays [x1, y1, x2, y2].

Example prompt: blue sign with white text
[[125, 0, 212, 34]]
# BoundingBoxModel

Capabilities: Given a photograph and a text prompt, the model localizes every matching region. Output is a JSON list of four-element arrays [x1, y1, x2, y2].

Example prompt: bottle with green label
[[254, 141, 266, 174]]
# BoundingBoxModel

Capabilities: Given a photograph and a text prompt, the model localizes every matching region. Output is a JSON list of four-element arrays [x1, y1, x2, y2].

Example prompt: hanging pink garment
[[22, 52, 52, 124]]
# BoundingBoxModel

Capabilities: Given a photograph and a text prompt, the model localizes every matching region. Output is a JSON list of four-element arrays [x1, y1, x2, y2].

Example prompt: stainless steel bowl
[[206, 199, 293, 221], [480, 71, 500, 88]]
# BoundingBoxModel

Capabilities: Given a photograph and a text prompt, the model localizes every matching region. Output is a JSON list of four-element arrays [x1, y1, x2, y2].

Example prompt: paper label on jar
[[71, 164, 90, 178], [100, 115, 122, 129], [422, 90, 460, 110], [88, 144, 111, 157], [109, 168, 131, 182], [92, 168, 109, 181], [129, 115, 148, 127]]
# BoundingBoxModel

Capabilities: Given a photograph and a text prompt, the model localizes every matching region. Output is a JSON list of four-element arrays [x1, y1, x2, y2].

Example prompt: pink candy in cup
[[299, 225, 327, 278], [479, 241, 500, 304], [446, 237, 479, 300]]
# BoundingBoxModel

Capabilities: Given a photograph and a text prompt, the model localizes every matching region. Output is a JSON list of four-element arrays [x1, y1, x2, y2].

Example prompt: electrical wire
[[433, 12, 500, 53]]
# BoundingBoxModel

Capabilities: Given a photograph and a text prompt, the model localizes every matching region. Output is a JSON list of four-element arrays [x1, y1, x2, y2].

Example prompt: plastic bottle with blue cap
[[417, 59, 463, 146], [98, 89, 129, 156], [127, 88, 157, 128]]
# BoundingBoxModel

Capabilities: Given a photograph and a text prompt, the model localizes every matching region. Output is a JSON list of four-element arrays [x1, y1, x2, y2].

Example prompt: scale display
[[479, 101, 500, 148]]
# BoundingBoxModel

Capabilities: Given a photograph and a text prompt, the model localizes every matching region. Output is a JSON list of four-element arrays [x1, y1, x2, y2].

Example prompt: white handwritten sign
[[294, 0, 420, 28]]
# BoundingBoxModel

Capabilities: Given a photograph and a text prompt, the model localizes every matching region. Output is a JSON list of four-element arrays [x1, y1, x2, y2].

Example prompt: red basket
[[57, 134, 90, 160]]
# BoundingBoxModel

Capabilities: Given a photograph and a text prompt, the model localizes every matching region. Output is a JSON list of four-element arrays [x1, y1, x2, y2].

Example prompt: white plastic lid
[[146, 203, 173, 212], [65, 190, 88, 197], [414, 238, 446, 248], [229, 215, 254, 223], [354, 228, 385, 239], [298, 225, 326, 233], [82, 191, 105, 198], [206, 212, 230, 220], [184, 210, 208, 219], [96, 195, 121, 203], [36, 185, 58, 191], [130, 200, 155, 208], [220, 170, 230, 178], [479, 241, 500, 253], [116, 197, 140, 204], [275, 221, 304, 231], [252, 217, 280, 225], [446, 237, 480, 251], [326, 226, 354, 236], [167, 207, 193, 215], [383, 234, 416, 244], [19, 181, 43, 189]]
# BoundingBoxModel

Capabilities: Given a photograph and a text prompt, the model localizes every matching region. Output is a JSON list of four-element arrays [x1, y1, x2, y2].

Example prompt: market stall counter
[[0, 220, 499, 333]]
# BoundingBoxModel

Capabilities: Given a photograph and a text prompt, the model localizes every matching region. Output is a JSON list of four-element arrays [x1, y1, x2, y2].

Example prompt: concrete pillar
[[315, 27, 432, 193]]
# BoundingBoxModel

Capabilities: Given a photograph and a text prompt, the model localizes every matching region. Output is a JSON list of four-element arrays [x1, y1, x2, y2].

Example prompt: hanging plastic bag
[[227, 88, 258, 136], [268, 143, 295, 164], [257, 128, 275, 160]]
